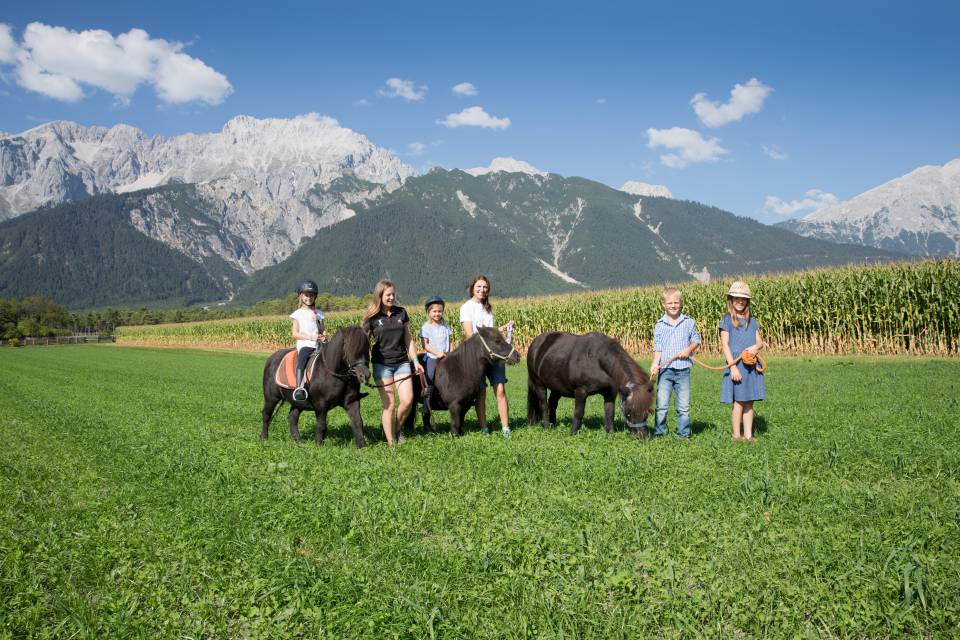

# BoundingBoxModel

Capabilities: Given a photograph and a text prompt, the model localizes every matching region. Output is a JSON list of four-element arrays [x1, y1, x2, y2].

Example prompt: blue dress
[[720, 315, 766, 404]]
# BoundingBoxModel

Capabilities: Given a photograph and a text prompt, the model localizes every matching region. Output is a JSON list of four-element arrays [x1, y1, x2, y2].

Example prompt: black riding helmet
[[424, 296, 445, 311], [297, 280, 319, 295]]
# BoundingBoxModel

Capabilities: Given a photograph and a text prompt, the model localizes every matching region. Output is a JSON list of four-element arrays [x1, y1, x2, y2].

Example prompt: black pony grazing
[[526, 331, 653, 436], [404, 327, 520, 436], [261, 325, 370, 447]]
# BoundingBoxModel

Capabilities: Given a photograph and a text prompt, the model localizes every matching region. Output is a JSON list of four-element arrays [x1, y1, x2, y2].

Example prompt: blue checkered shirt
[[653, 314, 701, 370]]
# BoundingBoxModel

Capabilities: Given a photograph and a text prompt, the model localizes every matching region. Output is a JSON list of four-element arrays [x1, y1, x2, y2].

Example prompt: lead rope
[[658, 351, 766, 373]]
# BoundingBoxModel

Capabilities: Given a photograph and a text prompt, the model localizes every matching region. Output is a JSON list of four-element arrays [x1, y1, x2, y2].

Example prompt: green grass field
[[1, 345, 958, 638]]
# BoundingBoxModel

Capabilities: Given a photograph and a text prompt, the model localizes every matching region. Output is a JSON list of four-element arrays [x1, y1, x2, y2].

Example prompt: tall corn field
[[117, 259, 959, 356]]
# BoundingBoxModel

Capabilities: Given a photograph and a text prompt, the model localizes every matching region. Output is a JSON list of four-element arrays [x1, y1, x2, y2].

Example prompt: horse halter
[[620, 382, 647, 429], [476, 330, 516, 361], [322, 351, 368, 382]]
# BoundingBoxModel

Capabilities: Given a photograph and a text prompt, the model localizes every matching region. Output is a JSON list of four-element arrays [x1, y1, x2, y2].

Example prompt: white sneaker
[[501, 427, 511, 438]]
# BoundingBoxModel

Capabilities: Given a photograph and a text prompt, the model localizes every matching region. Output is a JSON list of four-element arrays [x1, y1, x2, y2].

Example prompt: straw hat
[[727, 281, 752, 299]]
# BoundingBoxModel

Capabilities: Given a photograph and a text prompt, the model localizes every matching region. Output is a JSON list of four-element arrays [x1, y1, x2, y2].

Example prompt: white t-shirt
[[289, 307, 325, 350], [459, 299, 494, 334]]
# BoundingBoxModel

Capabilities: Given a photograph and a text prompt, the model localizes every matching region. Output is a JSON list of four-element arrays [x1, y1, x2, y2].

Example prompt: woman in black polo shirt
[[362, 279, 424, 445]]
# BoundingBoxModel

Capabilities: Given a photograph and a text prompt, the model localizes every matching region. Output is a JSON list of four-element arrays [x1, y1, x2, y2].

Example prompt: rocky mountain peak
[[780, 157, 960, 256], [465, 157, 547, 177], [0, 114, 415, 220], [619, 181, 673, 198]]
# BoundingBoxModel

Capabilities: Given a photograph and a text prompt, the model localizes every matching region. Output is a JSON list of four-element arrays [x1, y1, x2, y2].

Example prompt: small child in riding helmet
[[419, 296, 452, 412], [289, 280, 326, 401], [649, 287, 701, 438], [720, 280, 765, 441]]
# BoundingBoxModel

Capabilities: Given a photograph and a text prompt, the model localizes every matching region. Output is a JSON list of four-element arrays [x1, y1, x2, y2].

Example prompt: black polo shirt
[[363, 306, 410, 365]]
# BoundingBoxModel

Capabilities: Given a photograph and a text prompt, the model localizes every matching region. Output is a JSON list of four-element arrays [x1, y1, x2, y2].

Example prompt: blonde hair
[[662, 287, 682, 303], [468, 274, 492, 312], [726, 295, 752, 329], [363, 279, 395, 328]]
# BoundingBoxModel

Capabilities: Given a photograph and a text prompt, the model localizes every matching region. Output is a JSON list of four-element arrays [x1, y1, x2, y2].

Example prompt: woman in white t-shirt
[[460, 275, 514, 437], [289, 280, 327, 402]]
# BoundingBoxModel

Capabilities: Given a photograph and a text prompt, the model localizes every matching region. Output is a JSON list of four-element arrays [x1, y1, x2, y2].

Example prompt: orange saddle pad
[[275, 350, 320, 389]]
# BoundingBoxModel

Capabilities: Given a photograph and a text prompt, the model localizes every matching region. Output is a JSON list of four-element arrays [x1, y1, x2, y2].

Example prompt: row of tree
[[0, 293, 367, 340]]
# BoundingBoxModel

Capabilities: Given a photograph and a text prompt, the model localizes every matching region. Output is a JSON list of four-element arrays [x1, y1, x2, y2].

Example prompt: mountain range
[[234, 169, 893, 303], [0, 114, 413, 270], [779, 159, 960, 256], [0, 116, 913, 308]]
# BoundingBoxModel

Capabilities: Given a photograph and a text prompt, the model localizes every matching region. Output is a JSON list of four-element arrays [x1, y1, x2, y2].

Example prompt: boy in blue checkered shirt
[[649, 287, 701, 438]]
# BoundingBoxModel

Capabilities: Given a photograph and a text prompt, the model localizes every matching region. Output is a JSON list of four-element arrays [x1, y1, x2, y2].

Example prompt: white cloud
[[0, 22, 231, 105], [596, 97, 607, 104], [407, 142, 427, 156], [0, 24, 17, 63], [762, 144, 788, 160], [153, 48, 232, 104], [354, 98, 370, 107], [437, 106, 510, 130], [764, 189, 837, 216], [646, 127, 728, 168], [452, 82, 478, 96], [379, 77, 427, 101], [691, 78, 773, 128], [15, 52, 85, 101]]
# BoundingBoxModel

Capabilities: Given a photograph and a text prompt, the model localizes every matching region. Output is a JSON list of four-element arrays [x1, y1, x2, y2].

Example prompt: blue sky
[[1, 0, 958, 223]]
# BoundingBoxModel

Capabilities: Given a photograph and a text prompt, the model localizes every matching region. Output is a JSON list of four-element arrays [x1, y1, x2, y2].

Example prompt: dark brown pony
[[526, 331, 653, 435], [261, 325, 370, 447], [404, 327, 520, 436]]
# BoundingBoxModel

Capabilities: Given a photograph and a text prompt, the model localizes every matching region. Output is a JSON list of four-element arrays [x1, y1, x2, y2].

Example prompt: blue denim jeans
[[654, 367, 691, 437]]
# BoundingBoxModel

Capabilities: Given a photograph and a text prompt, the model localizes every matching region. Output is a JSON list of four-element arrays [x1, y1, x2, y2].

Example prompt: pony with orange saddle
[[261, 325, 370, 447]]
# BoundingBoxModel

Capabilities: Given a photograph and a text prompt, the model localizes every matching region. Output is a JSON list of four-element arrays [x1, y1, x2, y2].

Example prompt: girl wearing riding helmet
[[459, 275, 514, 437], [362, 280, 424, 446], [289, 279, 326, 401], [720, 280, 765, 441]]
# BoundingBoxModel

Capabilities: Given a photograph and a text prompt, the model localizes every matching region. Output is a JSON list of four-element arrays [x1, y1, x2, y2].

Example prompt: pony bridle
[[346, 359, 368, 380], [620, 381, 646, 429], [476, 331, 516, 361], [324, 354, 368, 382]]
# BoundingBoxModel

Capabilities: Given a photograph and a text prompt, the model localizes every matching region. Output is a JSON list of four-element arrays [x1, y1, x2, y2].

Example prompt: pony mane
[[339, 325, 369, 361], [603, 338, 648, 386]]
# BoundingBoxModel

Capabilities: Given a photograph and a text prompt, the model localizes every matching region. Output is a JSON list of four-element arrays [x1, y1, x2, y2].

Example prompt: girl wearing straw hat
[[719, 281, 765, 441]]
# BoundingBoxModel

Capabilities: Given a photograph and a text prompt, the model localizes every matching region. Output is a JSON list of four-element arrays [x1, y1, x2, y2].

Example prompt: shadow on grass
[[690, 420, 714, 436], [753, 415, 768, 436], [313, 409, 493, 445]]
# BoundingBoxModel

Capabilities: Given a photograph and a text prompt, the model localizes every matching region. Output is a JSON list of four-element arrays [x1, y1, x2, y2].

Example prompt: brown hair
[[726, 295, 751, 329], [363, 279, 395, 329], [467, 275, 492, 312]]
